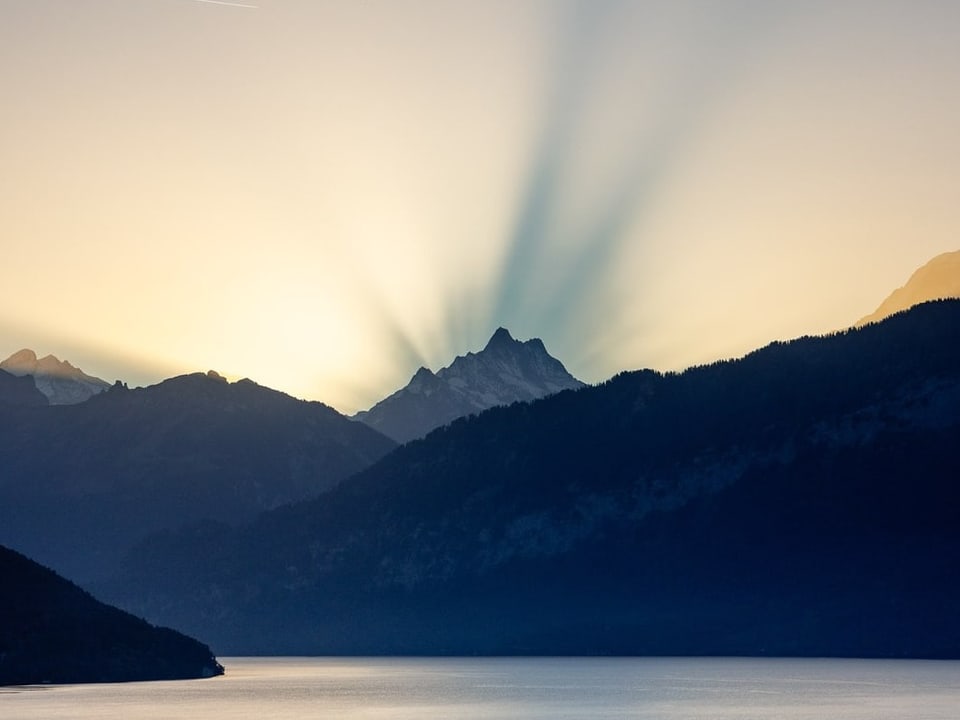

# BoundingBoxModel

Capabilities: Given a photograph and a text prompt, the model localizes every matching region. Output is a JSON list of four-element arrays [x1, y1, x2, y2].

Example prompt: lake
[[2, 657, 959, 719]]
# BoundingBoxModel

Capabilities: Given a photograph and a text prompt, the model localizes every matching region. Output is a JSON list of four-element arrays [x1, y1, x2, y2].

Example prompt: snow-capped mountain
[[0, 349, 111, 405], [353, 328, 585, 443]]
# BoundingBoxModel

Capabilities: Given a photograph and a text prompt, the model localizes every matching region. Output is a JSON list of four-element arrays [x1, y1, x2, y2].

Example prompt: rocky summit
[[0, 349, 111, 405], [353, 328, 585, 443]]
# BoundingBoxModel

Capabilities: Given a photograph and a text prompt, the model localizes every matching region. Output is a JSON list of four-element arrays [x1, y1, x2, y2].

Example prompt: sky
[[1, 0, 958, 413]]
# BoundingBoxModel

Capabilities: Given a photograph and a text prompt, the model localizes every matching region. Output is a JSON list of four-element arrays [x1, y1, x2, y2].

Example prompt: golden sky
[[2, 0, 958, 413]]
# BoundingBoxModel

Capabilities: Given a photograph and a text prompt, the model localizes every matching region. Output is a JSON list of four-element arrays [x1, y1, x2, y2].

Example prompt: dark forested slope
[[104, 301, 960, 656], [0, 544, 222, 685], [0, 372, 395, 582]]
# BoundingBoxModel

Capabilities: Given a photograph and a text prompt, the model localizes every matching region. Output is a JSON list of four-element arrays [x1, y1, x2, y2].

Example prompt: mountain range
[[0, 326, 585, 589], [353, 327, 585, 443], [0, 349, 111, 405], [0, 327, 590, 680], [97, 300, 960, 657], [2, 252, 959, 665], [0, 371, 396, 582]]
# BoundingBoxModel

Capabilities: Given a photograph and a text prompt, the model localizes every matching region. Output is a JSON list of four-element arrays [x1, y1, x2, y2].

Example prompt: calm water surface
[[2, 657, 959, 719]]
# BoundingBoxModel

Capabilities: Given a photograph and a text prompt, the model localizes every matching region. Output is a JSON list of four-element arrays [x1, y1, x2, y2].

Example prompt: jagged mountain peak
[[38, 354, 79, 374], [0, 348, 110, 405], [354, 329, 584, 443], [1, 349, 81, 378], [481, 327, 551, 358], [484, 326, 515, 350], [411, 366, 437, 381], [406, 366, 441, 394]]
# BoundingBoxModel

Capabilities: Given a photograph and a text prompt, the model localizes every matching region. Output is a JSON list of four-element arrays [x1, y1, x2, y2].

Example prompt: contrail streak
[[191, 0, 259, 8]]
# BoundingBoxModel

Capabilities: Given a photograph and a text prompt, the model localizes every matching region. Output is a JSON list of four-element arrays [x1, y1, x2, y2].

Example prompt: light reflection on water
[[2, 657, 959, 719]]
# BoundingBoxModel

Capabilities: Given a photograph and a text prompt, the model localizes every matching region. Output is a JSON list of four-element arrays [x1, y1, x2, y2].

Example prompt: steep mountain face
[[102, 301, 960, 657], [857, 249, 960, 326], [0, 544, 222, 685], [0, 349, 111, 405], [354, 327, 585, 443], [0, 371, 396, 583]]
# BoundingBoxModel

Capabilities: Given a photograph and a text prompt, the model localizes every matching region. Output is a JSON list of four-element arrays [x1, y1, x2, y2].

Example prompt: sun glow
[[2, 1, 959, 412]]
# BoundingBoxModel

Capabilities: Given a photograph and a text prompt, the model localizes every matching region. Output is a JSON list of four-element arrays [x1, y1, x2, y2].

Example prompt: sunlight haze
[[2, 0, 958, 412]]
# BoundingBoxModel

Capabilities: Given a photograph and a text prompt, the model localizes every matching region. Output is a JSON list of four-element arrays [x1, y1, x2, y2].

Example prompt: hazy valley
[[94, 300, 960, 656], [5, 1, 960, 705], [2, 254, 959, 681]]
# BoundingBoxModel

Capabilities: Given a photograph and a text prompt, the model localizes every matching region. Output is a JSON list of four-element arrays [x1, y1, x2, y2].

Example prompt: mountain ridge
[[857, 249, 960, 326], [353, 327, 585, 443], [0, 349, 111, 405], [100, 300, 960, 657], [0, 370, 396, 582]]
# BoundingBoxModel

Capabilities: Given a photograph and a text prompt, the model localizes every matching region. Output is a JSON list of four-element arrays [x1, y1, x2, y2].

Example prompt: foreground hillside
[[103, 301, 960, 656], [0, 372, 395, 582], [0, 545, 222, 685]]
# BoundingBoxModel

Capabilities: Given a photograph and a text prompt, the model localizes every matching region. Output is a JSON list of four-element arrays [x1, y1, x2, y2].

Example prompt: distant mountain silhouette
[[857, 250, 960, 326], [0, 349, 111, 405], [354, 327, 585, 443], [0, 544, 222, 685], [102, 301, 960, 658], [0, 371, 396, 582], [0, 369, 49, 407]]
